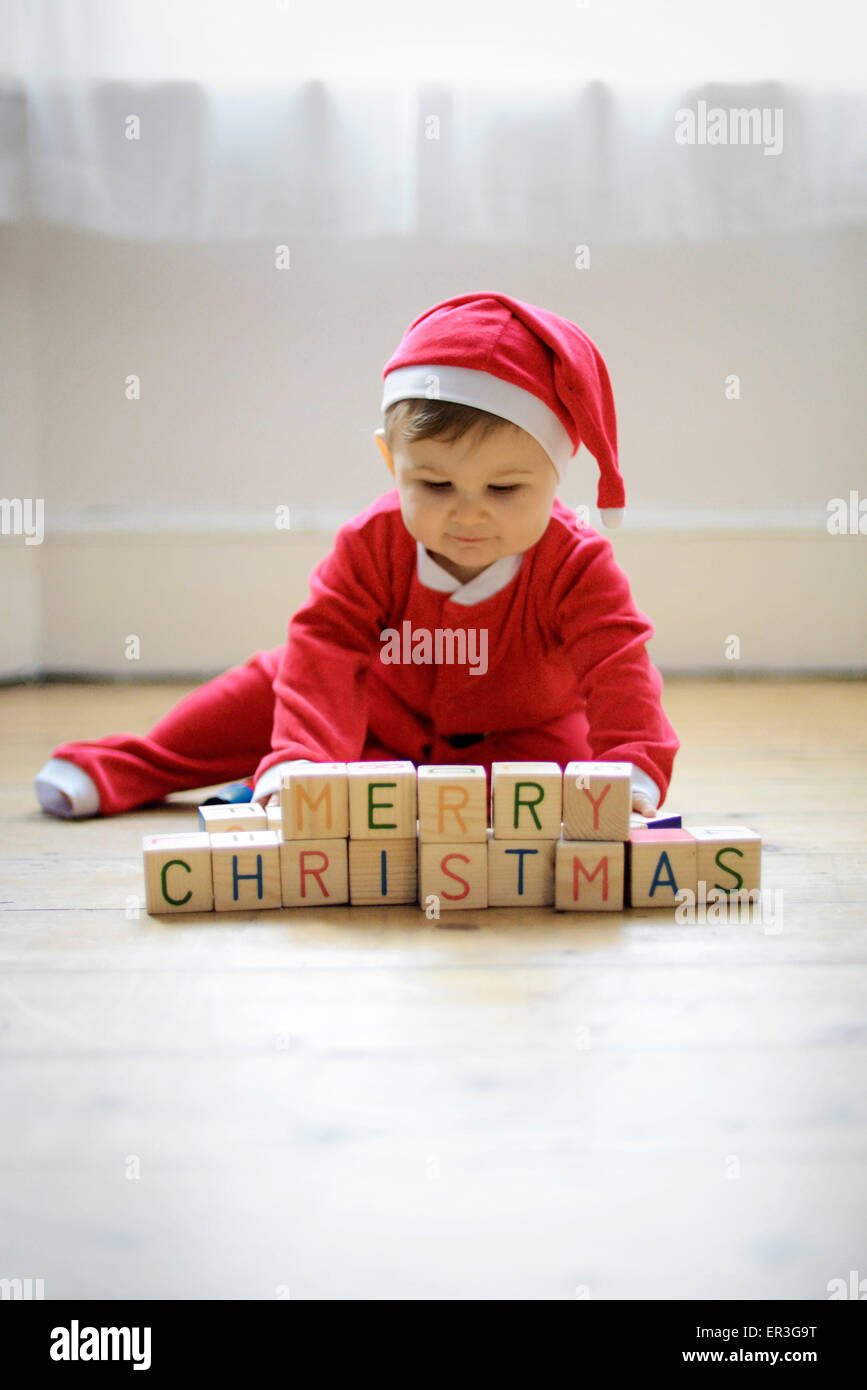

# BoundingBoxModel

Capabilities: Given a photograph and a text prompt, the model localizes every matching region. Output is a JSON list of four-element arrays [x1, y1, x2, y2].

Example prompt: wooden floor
[[1, 678, 865, 1300]]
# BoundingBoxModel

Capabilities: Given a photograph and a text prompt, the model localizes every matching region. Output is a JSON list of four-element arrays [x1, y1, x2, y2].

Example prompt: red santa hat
[[380, 292, 626, 527]]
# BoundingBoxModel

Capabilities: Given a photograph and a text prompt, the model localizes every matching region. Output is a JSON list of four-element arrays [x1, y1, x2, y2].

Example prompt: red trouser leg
[[50, 648, 283, 816]]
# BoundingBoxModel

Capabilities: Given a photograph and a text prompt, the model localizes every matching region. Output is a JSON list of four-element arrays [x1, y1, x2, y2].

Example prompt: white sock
[[34, 758, 101, 819]]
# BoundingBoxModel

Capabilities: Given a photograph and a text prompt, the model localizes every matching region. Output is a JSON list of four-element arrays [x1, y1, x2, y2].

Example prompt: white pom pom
[[599, 508, 624, 528]]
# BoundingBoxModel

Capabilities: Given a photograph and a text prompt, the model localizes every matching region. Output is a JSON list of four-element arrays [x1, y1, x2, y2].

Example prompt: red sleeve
[[550, 532, 680, 804], [253, 517, 389, 784]]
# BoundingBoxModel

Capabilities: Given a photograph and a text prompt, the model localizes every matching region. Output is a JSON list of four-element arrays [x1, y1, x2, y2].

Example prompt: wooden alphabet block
[[419, 841, 487, 910], [266, 802, 283, 837], [488, 832, 556, 906], [211, 830, 282, 911], [279, 837, 349, 906], [197, 803, 267, 834], [554, 838, 625, 911], [563, 761, 632, 841], [491, 761, 562, 840], [281, 762, 348, 839], [347, 760, 417, 840], [417, 764, 488, 842], [349, 839, 417, 904], [628, 828, 697, 908], [689, 826, 762, 895], [143, 833, 214, 914]]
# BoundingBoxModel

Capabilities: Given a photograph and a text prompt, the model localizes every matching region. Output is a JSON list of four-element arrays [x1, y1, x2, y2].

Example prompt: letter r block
[[143, 833, 214, 914], [554, 838, 625, 911], [279, 838, 349, 906], [211, 830, 282, 911], [491, 761, 562, 839], [563, 761, 632, 841], [347, 760, 417, 839], [417, 764, 488, 841]]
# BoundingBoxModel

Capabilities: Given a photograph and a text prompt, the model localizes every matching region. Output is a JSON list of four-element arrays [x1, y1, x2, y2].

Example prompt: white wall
[[2, 221, 865, 678]]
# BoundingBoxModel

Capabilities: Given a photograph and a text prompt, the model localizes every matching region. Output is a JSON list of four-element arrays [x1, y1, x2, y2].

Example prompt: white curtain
[[1, 0, 864, 243]]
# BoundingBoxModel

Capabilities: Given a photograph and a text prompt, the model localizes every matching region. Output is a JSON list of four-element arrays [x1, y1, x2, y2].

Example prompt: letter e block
[[417, 764, 488, 841], [488, 834, 556, 906], [143, 833, 214, 914], [279, 838, 349, 906], [563, 761, 632, 841], [491, 761, 562, 839], [348, 760, 417, 839], [419, 842, 487, 910], [211, 830, 282, 911], [281, 763, 348, 839], [629, 829, 697, 908], [554, 838, 624, 911], [690, 826, 761, 895], [349, 839, 417, 904]]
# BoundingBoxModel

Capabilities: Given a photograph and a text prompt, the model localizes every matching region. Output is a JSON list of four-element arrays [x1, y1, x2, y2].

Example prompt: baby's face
[[390, 424, 559, 583]]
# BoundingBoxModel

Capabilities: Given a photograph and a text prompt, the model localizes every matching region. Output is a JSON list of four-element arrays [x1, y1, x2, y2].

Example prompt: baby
[[34, 292, 678, 820]]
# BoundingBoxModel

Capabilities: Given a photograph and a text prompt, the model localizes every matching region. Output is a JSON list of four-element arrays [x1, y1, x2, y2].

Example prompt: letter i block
[[197, 803, 267, 834], [419, 842, 487, 910], [417, 764, 488, 842], [563, 761, 632, 841], [491, 761, 563, 840], [690, 826, 762, 895], [279, 838, 349, 906], [628, 829, 697, 908], [349, 840, 417, 904], [281, 763, 348, 839], [211, 830, 282, 911], [143, 833, 214, 914], [488, 832, 556, 906], [347, 760, 417, 839], [554, 838, 625, 911]]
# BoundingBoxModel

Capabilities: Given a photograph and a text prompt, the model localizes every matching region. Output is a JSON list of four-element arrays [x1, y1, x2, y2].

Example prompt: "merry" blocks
[[141, 760, 763, 917]]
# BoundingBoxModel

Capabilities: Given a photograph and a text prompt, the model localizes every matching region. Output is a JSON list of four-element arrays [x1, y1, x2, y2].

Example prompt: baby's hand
[[631, 791, 658, 819]]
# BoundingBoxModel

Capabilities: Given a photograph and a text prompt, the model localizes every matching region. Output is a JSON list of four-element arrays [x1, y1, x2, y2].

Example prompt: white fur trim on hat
[[381, 364, 575, 480]]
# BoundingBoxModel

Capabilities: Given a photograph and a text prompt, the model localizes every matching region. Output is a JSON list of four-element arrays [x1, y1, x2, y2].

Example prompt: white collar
[[416, 540, 523, 605]]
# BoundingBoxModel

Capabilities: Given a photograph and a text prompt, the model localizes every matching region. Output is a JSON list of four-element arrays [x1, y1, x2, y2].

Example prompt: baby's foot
[[34, 758, 101, 819]]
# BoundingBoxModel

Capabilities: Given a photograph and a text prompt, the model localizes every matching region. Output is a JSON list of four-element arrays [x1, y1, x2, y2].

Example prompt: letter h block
[[211, 830, 282, 911]]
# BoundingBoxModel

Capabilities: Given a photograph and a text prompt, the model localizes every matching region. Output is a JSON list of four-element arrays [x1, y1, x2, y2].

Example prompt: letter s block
[[563, 761, 632, 841], [143, 833, 214, 914], [419, 842, 487, 910], [690, 826, 761, 895]]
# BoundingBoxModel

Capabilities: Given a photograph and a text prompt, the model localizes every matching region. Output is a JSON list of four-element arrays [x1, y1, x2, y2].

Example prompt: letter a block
[[143, 833, 214, 914], [279, 838, 349, 906], [281, 763, 348, 839], [348, 760, 417, 840], [554, 839, 625, 911], [491, 761, 562, 840], [628, 828, 697, 908], [211, 830, 282, 911], [488, 834, 556, 906], [563, 761, 632, 841], [419, 842, 487, 910], [690, 826, 762, 895], [417, 764, 488, 842], [197, 803, 267, 834], [349, 840, 417, 905]]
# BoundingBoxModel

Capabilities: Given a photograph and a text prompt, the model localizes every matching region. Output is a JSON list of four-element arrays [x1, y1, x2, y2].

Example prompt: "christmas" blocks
[[140, 760, 762, 917]]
